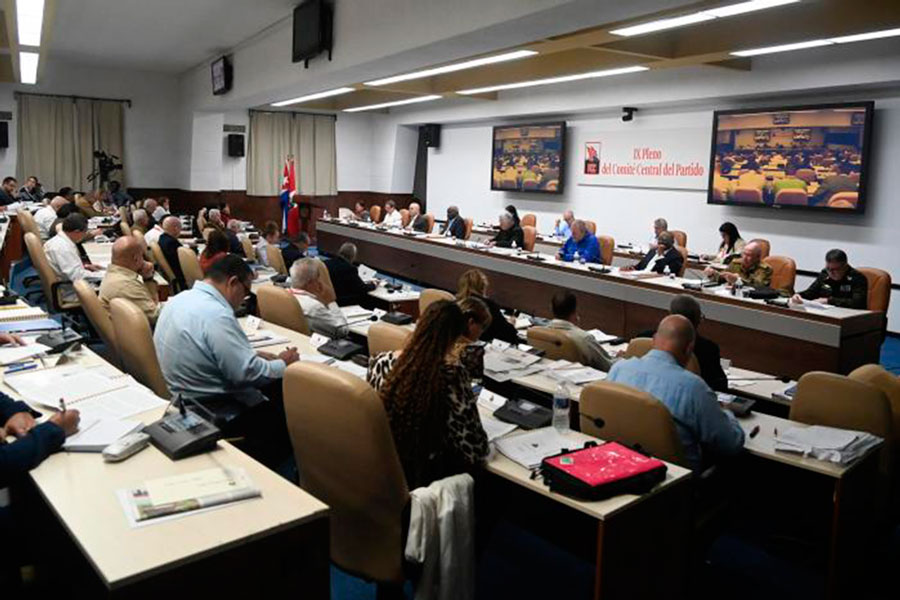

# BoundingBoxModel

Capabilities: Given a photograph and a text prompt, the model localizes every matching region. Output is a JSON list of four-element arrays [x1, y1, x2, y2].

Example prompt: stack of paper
[[357, 264, 378, 282], [494, 428, 572, 469], [587, 329, 618, 344], [551, 366, 606, 385], [479, 412, 518, 442], [246, 330, 290, 349], [483, 348, 544, 383], [0, 342, 51, 365], [774, 425, 882, 464], [341, 305, 375, 323], [64, 419, 143, 452]]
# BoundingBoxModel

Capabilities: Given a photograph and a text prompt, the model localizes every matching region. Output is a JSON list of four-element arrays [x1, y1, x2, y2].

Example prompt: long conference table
[[316, 220, 884, 380]]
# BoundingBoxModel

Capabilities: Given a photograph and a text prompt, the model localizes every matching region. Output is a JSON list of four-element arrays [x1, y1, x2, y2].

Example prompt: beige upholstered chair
[[399, 209, 410, 228], [598, 235, 615, 266], [369, 205, 382, 223], [522, 225, 537, 252], [267, 245, 288, 275], [109, 298, 170, 399], [749, 238, 771, 258], [368, 322, 412, 355], [463, 218, 473, 240], [283, 362, 409, 584], [241, 237, 256, 262], [17, 209, 41, 239], [763, 255, 796, 293], [73, 280, 119, 366], [621, 336, 700, 375], [119, 220, 132, 237], [671, 230, 688, 248], [676, 246, 689, 277], [24, 232, 80, 312], [526, 326, 581, 362], [849, 365, 900, 452], [425, 213, 435, 233], [583, 220, 597, 235], [177, 246, 204, 289], [857, 267, 892, 313], [257, 285, 310, 335], [150, 242, 177, 284], [418, 288, 454, 314], [521, 213, 537, 228], [579, 381, 688, 466]]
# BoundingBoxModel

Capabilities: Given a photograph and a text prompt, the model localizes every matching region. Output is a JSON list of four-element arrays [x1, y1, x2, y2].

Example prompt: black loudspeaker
[[227, 134, 244, 157], [422, 124, 441, 148], [0, 123, 8, 149]]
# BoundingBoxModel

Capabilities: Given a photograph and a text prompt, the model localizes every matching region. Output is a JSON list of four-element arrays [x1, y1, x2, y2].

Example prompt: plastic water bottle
[[323, 209, 330, 220], [733, 277, 744, 296], [552, 382, 570, 433]]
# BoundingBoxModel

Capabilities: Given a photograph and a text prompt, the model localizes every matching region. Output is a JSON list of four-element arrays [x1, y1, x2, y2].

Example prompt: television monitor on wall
[[492, 122, 565, 194], [211, 56, 232, 95], [708, 101, 874, 213], [292, 0, 333, 64]]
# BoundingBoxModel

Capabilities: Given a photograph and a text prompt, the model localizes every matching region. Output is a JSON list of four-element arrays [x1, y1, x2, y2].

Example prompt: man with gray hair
[[291, 258, 349, 337], [131, 208, 150, 234], [490, 211, 524, 248], [325, 242, 376, 307], [607, 314, 744, 470], [553, 209, 575, 238], [627, 230, 684, 275], [650, 217, 668, 247], [225, 219, 245, 256], [405, 201, 428, 232]]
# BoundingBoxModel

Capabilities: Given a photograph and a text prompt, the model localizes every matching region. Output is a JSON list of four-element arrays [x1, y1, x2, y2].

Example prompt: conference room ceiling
[[287, 0, 900, 112]]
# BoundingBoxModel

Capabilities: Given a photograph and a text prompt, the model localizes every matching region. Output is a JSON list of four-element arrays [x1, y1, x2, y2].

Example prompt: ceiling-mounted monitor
[[211, 56, 232, 95], [292, 0, 333, 67]]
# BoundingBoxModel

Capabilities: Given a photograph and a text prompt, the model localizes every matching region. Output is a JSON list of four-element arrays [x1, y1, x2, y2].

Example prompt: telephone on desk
[[144, 398, 220, 460]]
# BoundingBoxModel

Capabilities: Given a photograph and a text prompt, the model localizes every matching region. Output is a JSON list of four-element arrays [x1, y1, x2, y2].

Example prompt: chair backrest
[[196, 213, 207, 232], [857, 267, 891, 313], [579, 381, 687, 466], [283, 362, 409, 583], [177, 246, 204, 288], [150, 242, 176, 282], [795, 168, 817, 183], [763, 255, 797, 293], [369, 205, 382, 223], [75, 197, 97, 217], [583, 220, 597, 235], [109, 298, 170, 399], [463, 217, 473, 240], [827, 192, 858, 209], [315, 258, 335, 294], [849, 364, 900, 453], [399, 209, 410, 228], [17, 209, 41, 239], [774, 189, 809, 207], [676, 246, 688, 277], [368, 322, 412, 355], [425, 213, 435, 233], [419, 288, 454, 314], [622, 337, 653, 359], [119, 220, 132, 237], [522, 225, 536, 252], [266, 244, 288, 275], [201, 227, 216, 241], [526, 326, 581, 362], [118, 206, 129, 224], [790, 371, 891, 441], [74, 280, 118, 364], [732, 188, 764, 204], [241, 237, 256, 262], [671, 230, 687, 248], [598, 235, 615, 265], [24, 232, 59, 305], [131, 228, 146, 248], [749, 238, 771, 258], [257, 285, 310, 335], [521, 213, 537, 228]]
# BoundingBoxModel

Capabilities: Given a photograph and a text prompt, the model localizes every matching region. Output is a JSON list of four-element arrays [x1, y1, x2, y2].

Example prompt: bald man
[[553, 210, 575, 238], [99, 235, 161, 324], [606, 315, 744, 470], [33, 196, 69, 240], [405, 202, 428, 232], [705, 241, 773, 289]]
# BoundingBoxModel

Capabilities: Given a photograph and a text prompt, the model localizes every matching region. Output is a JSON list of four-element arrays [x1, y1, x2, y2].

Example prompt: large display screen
[[491, 122, 565, 193], [708, 102, 873, 213]]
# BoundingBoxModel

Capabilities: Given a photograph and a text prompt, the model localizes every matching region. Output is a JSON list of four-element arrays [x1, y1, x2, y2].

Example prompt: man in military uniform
[[792, 249, 868, 309], [705, 241, 773, 288]]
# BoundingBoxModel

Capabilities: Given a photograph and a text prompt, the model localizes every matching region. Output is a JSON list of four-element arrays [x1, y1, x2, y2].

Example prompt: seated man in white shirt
[[381, 199, 403, 228], [547, 290, 615, 371], [143, 220, 164, 247], [33, 196, 68, 240], [44, 213, 104, 286], [289, 258, 349, 338]]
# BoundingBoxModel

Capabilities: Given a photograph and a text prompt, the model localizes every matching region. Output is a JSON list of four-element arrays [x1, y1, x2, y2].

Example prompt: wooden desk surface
[[5, 345, 328, 590]]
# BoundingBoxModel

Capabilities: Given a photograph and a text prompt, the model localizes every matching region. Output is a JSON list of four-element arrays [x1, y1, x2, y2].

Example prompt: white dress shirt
[[44, 233, 91, 282], [33, 206, 58, 240], [144, 225, 164, 247], [255, 238, 270, 267], [152, 206, 168, 222], [293, 289, 349, 338], [382, 209, 403, 228]]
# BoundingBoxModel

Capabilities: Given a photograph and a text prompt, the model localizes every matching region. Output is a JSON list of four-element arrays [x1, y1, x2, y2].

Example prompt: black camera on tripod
[[88, 150, 124, 186]]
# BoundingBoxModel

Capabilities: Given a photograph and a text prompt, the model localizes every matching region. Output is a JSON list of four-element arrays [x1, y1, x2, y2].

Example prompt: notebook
[[0, 307, 47, 322], [4, 366, 131, 409], [0, 319, 62, 334], [63, 419, 143, 452]]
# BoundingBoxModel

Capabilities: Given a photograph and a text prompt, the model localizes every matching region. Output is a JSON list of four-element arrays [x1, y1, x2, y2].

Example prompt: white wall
[[0, 58, 181, 188]]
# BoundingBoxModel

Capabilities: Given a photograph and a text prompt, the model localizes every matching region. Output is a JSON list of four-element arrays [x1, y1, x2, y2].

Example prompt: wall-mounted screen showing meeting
[[708, 102, 873, 214], [491, 122, 565, 194]]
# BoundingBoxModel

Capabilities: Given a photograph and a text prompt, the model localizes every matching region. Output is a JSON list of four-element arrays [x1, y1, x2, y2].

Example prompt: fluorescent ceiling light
[[704, 0, 798, 18], [364, 50, 538, 87], [457, 66, 648, 95], [271, 87, 355, 107], [343, 95, 442, 113], [731, 39, 833, 56], [19, 51, 39, 84], [16, 0, 45, 47], [830, 27, 900, 44], [610, 13, 714, 37]]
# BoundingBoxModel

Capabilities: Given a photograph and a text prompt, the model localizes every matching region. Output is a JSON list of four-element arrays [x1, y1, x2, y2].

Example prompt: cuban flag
[[280, 156, 296, 231]]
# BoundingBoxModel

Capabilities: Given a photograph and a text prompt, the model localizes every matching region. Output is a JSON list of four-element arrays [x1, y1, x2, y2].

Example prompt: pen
[[59, 397, 66, 414], [4, 363, 37, 375], [749, 425, 760, 439]]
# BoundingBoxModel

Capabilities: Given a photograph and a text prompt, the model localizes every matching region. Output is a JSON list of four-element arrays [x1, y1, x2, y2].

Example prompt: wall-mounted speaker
[[422, 123, 441, 148], [227, 133, 244, 157], [0, 123, 8, 149]]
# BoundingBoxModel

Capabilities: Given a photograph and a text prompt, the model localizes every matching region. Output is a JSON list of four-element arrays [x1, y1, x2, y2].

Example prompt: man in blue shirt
[[557, 220, 601, 263], [552, 210, 574, 238], [606, 315, 744, 470]]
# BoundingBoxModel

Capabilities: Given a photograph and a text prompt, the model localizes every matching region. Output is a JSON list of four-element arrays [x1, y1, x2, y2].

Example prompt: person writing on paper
[[557, 220, 600, 263], [489, 212, 524, 248], [553, 210, 575, 239], [623, 231, 683, 275], [44, 213, 104, 286], [546, 291, 615, 371], [704, 241, 772, 288], [290, 258, 349, 338], [99, 235, 160, 325], [325, 243, 377, 307], [702, 222, 745, 264], [455, 269, 519, 345], [381, 199, 403, 228], [405, 202, 428, 232], [367, 300, 489, 488], [155, 255, 299, 399], [606, 315, 744, 470], [791, 249, 867, 309], [441, 206, 466, 239], [456, 296, 492, 382]]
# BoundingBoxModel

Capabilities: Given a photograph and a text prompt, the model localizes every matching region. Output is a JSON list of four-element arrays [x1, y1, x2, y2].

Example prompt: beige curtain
[[17, 94, 126, 193], [247, 111, 337, 196]]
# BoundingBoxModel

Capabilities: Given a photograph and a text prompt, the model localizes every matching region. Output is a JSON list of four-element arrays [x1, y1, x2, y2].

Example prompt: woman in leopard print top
[[368, 300, 489, 489]]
